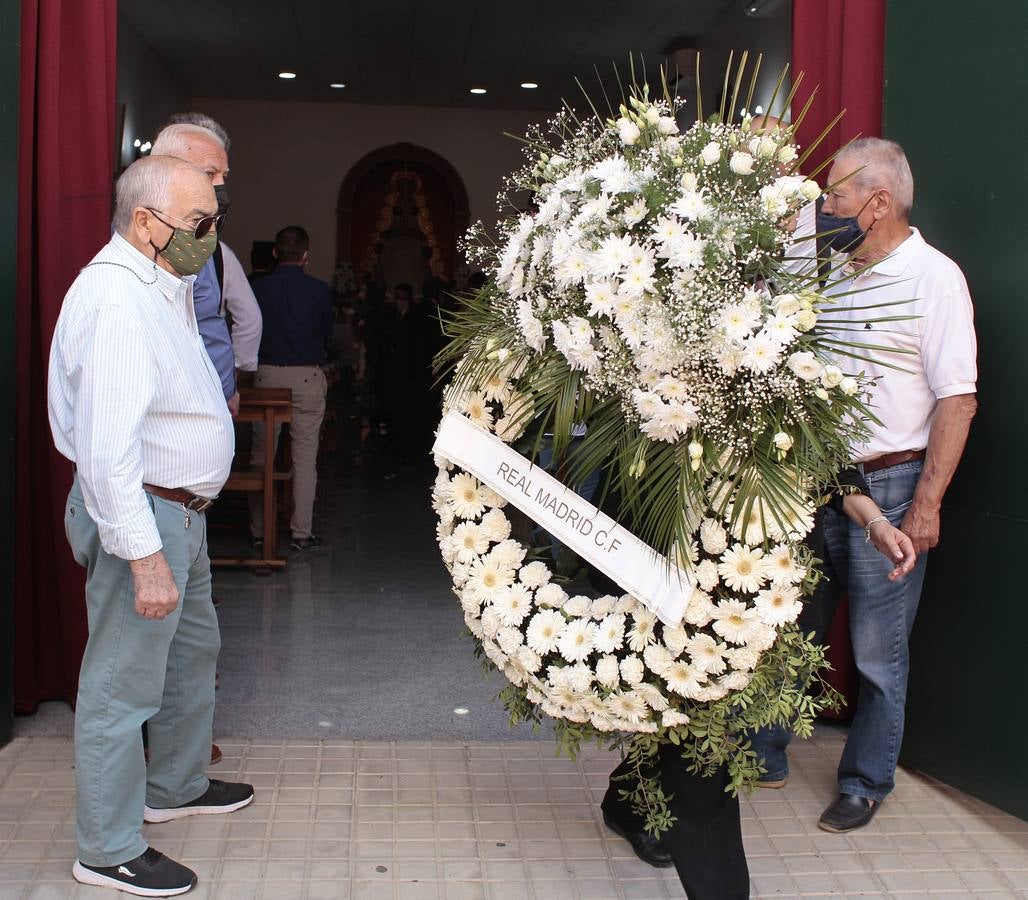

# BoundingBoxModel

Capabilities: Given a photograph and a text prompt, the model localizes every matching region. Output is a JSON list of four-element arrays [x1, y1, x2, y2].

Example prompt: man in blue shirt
[[249, 226, 334, 552]]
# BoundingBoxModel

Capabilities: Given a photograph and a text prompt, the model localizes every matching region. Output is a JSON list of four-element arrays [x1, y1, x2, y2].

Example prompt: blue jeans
[[751, 460, 928, 802]]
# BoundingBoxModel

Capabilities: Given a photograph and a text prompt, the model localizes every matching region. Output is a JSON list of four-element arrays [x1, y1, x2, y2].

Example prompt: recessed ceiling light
[[278, 71, 297, 80], [520, 82, 539, 89], [329, 82, 346, 89], [469, 87, 487, 95]]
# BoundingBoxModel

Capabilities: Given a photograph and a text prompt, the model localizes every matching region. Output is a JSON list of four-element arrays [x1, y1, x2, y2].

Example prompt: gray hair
[[152, 122, 225, 159], [167, 112, 230, 151], [113, 155, 202, 234], [836, 137, 914, 217]]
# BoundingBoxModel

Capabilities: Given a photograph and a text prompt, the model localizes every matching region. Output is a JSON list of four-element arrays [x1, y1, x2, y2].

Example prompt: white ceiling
[[119, 0, 738, 110]]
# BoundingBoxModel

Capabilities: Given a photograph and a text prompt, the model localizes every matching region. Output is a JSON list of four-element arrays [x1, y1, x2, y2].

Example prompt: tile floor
[[2, 728, 1027, 899]]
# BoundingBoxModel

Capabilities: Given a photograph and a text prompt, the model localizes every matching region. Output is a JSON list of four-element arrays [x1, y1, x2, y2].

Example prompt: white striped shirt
[[48, 233, 235, 560]]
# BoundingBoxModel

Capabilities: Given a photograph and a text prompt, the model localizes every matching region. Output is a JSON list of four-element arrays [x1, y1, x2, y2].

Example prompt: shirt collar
[[853, 227, 923, 278], [110, 232, 195, 301]]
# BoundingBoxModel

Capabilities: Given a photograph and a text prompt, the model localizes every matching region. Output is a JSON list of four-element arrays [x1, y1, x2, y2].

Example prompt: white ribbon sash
[[433, 411, 693, 625]]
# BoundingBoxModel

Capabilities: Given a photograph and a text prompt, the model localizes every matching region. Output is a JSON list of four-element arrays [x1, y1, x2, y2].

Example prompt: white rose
[[801, 179, 822, 202], [820, 365, 844, 389], [839, 376, 859, 396], [657, 116, 679, 135], [729, 151, 755, 175], [777, 145, 798, 164], [680, 171, 698, 192], [700, 141, 721, 166], [617, 118, 641, 146], [773, 293, 800, 317], [644, 106, 661, 126], [794, 308, 818, 332], [788, 351, 823, 381], [773, 432, 793, 453], [757, 136, 778, 159], [814, 387, 830, 401]]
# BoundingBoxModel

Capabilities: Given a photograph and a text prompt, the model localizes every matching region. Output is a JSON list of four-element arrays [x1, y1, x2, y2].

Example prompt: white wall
[[116, 12, 189, 170], [190, 98, 547, 283]]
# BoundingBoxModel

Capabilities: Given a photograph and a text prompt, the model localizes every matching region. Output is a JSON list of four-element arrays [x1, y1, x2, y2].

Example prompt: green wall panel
[[884, 0, 1028, 820]]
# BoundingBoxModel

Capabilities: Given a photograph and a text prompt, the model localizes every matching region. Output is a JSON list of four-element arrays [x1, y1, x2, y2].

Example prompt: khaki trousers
[[249, 364, 327, 539]]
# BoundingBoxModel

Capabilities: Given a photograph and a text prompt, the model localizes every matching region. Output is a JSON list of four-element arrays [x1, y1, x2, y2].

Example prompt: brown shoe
[[756, 775, 788, 789]]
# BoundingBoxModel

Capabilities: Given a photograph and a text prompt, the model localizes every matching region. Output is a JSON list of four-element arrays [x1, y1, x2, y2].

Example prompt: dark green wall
[[884, 1, 1028, 820], [0, 0, 18, 746]]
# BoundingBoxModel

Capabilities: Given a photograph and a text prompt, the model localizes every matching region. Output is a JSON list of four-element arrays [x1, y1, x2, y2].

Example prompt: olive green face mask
[[148, 210, 219, 276]]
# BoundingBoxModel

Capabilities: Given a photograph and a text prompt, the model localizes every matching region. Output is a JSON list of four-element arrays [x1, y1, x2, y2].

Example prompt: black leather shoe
[[819, 793, 879, 833], [602, 810, 674, 868]]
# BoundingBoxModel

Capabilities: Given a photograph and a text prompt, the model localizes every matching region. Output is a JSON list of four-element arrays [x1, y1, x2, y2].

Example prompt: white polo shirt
[[822, 227, 977, 463]]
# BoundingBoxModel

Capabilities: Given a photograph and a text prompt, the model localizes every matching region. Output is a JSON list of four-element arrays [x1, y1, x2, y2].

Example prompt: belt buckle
[[186, 495, 213, 512]]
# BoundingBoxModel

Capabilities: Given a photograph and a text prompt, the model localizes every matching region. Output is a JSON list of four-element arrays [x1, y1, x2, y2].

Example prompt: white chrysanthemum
[[516, 299, 546, 352], [450, 473, 486, 519], [711, 598, 763, 645], [663, 660, 707, 698], [585, 280, 619, 317], [763, 545, 805, 585], [479, 486, 508, 509], [525, 609, 566, 655], [595, 655, 621, 688], [590, 595, 617, 620], [692, 683, 729, 702], [718, 545, 766, 594], [482, 640, 508, 669], [555, 247, 590, 285], [479, 508, 511, 542], [605, 691, 648, 725], [695, 559, 720, 592], [619, 655, 644, 685], [558, 619, 597, 663], [643, 643, 674, 676], [481, 607, 502, 639], [623, 197, 649, 226], [451, 522, 489, 563], [627, 609, 658, 652], [763, 315, 799, 346], [755, 584, 803, 627], [614, 594, 638, 614], [685, 634, 729, 675], [719, 303, 760, 339], [682, 590, 716, 627], [664, 233, 706, 269], [494, 583, 534, 627], [634, 681, 670, 712], [465, 611, 484, 639], [535, 583, 568, 608], [452, 561, 471, 589], [497, 626, 524, 656], [514, 645, 542, 676], [741, 334, 782, 374], [589, 613, 625, 655], [563, 663, 593, 693], [563, 594, 592, 617], [489, 539, 526, 570], [518, 560, 551, 589], [662, 710, 690, 727], [672, 190, 710, 220], [467, 556, 515, 602], [726, 646, 761, 671], [699, 518, 728, 555], [662, 625, 689, 657], [720, 671, 752, 691], [590, 233, 634, 277], [746, 623, 778, 652], [729, 499, 773, 546]]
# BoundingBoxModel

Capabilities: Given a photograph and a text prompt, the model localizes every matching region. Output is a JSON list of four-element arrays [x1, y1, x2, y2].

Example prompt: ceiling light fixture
[[278, 71, 297, 80], [469, 87, 487, 95], [520, 82, 539, 89], [329, 82, 346, 89]]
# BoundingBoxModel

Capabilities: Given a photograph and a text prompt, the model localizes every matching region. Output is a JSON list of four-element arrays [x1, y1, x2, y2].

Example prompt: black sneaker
[[73, 847, 196, 896], [143, 779, 254, 824], [289, 534, 322, 553]]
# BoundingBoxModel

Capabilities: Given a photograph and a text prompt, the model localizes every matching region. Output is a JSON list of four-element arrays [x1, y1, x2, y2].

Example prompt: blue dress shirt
[[254, 265, 334, 366], [194, 257, 236, 399]]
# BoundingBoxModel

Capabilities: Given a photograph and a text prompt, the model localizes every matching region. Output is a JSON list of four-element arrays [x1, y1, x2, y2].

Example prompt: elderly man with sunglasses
[[48, 155, 254, 897], [151, 122, 241, 416]]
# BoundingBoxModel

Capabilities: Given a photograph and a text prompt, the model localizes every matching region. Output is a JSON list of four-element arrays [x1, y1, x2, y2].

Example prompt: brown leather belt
[[144, 484, 215, 512], [858, 449, 926, 475]]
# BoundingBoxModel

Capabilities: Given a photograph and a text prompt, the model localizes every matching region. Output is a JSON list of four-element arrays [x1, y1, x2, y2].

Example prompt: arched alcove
[[337, 143, 470, 289]]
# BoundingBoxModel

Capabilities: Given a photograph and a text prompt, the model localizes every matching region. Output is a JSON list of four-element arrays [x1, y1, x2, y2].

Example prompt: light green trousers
[[66, 476, 220, 867]]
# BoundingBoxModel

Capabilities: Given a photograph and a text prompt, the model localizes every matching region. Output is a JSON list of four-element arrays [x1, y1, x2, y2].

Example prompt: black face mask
[[816, 193, 875, 255], [214, 183, 231, 217]]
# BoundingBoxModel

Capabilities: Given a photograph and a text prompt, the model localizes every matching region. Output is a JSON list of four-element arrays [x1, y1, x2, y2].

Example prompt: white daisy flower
[[662, 660, 707, 698], [685, 634, 729, 675], [584, 280, 619, 317], [711, 598, 763, 645], [467, 556, 515, 602], [719, 303, 760, 340], [525, 609, 566, 655], [605, 691, 648, 725], [480, 371, 511, 403], [464, 393, 494, 430], [754, 584, 803, 627], [623, 197, 649, 226], [741, 333, 782, 374], [494, 583, 534, 627], [718, 545, 766, 594], [634, 681, 670, 712], [763, 545, 805, 585], [451, 522, 489, 563], [627, 609, 658, 652], [590, 233, 635, 278], [449, 473, 486, 519], [558, 619, 597, 663]]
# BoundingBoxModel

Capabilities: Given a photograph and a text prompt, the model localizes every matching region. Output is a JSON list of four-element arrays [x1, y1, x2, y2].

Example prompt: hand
[[228, 391, 241, 418], [900, 501, 940, 555], [868, 520, 917, 581], [129, 551, 179, 619]]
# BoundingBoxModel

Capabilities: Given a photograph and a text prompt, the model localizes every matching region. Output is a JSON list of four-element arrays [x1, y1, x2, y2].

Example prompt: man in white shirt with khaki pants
[[49, 156, 255, 897]]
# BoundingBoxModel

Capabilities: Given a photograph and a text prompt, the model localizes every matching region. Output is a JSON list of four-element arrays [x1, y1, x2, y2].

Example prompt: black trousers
[[602, 750, 749, 899]]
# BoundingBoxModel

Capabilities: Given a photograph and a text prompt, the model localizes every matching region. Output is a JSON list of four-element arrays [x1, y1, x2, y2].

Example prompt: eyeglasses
[[147, 208, 226, 240]]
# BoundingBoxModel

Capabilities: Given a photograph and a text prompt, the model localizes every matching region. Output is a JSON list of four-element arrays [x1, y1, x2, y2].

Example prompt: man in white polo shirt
[[753, 137, 978, 832]]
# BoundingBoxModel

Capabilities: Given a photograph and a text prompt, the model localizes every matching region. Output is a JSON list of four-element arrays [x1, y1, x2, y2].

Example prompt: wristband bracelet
[[864, 515, 889, 543]]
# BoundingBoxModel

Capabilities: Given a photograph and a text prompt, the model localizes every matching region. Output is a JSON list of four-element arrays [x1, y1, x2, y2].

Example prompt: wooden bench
[[211, 387, 292, 570]]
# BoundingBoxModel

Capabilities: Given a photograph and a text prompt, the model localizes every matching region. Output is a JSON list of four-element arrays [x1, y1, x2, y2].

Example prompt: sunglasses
[[147, 208, 226, 240]]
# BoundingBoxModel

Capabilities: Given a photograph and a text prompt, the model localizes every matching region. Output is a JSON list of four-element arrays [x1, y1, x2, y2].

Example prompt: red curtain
[[15, 0, 118, 713], [791, 0, 886, 714], [792, 0, 886, 182]]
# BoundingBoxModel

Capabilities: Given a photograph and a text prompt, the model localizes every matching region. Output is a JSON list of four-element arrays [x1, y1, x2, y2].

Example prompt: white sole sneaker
[[72, 860, 195, 896], [143, 792, 253, 824]]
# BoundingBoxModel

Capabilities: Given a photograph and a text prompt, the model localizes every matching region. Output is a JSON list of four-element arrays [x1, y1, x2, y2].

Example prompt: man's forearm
[[913, 394, 977, 509]]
